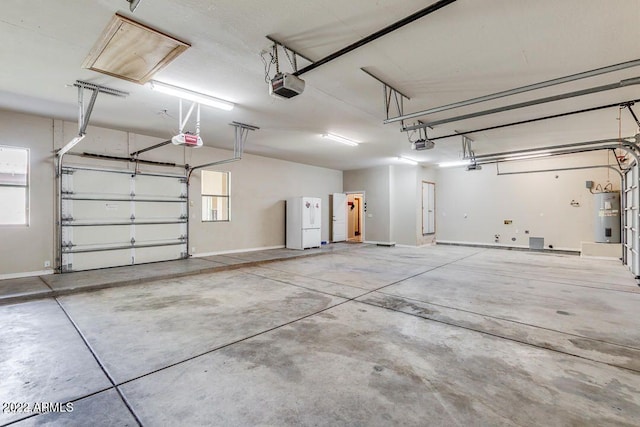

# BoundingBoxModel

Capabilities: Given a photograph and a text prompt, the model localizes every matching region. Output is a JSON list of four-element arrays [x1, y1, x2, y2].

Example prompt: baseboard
[[192, 245, 285, 258], [364, 240, 396, 247], [0, 269, 54, 280], [436, 240, 580, 255]]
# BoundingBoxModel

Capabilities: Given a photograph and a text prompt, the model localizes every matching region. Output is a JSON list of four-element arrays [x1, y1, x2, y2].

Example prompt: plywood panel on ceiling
[[82, 14, 190, 84]]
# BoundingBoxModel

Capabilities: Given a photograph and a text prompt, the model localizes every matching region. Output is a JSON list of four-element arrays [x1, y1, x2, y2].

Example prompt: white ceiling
[[1, 0, 639, 170]]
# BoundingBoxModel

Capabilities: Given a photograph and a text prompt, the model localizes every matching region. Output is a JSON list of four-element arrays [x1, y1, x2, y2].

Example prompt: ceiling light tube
[[397, 156, 418, 165], [149, 80, 234, 111], [322, 133, 359, 146], [503, 151, 552, 162], [438, 160, 471, 168]]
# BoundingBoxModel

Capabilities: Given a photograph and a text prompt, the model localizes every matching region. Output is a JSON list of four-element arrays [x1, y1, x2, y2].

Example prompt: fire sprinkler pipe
[[293, 0, 457, 76]]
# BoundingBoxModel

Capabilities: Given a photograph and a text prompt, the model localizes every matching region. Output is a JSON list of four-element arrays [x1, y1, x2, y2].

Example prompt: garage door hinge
[[179, 214, 188, 220], [130, 214, 136, 221], [179, 235, 187, 241], [130, 238, 136, 245], [61, 215, 74, 222], [180, 193, 188, 199]]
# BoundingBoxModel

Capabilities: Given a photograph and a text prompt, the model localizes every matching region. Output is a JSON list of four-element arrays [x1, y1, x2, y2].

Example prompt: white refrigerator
[[286, 197, 322, 250]]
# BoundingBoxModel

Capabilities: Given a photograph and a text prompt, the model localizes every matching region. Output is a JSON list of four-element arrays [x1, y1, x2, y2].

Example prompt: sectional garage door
[[624, 164, 639, 277], [60, 165, 188, 272]]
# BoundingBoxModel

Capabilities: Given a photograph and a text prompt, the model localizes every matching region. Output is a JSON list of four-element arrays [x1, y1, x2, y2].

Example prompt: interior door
[[422, 182, 435, 234], [332, 193, 347, 242]]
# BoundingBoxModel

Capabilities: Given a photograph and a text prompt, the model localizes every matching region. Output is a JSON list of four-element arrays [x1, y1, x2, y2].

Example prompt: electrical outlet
[[191, 247, 196, 253], [44, 260, 51, 268]]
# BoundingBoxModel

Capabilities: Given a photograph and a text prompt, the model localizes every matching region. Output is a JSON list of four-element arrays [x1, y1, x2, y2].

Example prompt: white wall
[[0, 109, 342, 276], [344, 164, 432, 247], [435, 152, 621, 251], [390, 165, 418, 246], [344, 166, 392, 244], [187, 149, 342, 255], [0, 111, 55, 276]]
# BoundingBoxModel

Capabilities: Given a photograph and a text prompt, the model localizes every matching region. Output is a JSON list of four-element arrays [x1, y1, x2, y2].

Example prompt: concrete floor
[[1, 244, 639, 426]]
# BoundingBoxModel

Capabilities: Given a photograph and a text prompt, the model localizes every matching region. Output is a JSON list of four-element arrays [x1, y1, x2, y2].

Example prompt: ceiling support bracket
[[187, 122, 259, 179], [622, 102, 640, 128], [462, 136, 475, 160], [57, 80, 129, 158], [361, 68, 410, 124], [266, 36, 314, 73]]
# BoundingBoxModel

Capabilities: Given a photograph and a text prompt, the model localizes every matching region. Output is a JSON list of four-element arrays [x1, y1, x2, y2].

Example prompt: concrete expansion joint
[[0, 245, 358, 306]]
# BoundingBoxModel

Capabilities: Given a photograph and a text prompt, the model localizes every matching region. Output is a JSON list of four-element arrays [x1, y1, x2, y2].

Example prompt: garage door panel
[[136, 202, 185, 219], [135, 223, 184, 242], [135, 245, 185, 264], [60, 166, 189, 272], [67, 249, 133, 271], [70, 170, 131, 196], [68, 200, 131, 221], [71, 225, 131, 246], [135, 175, 184, 198]]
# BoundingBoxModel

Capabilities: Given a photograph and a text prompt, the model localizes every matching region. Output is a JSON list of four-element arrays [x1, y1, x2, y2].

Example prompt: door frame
[[345, 191, 365, 242], [421, 181, 435, 235]]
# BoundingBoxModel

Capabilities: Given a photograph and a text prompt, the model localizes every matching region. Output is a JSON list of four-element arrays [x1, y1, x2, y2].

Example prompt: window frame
[[0, 145, 30, 226], [201, 170, 230, 222]]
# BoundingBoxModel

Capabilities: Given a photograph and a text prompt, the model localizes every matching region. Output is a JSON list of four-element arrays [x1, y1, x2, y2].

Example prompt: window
[[0, 146, 29, 225], [201, 170, 229, 222]]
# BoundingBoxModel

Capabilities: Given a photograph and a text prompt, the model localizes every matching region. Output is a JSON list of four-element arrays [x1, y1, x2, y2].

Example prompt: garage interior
[[1, 0, 640, 425]]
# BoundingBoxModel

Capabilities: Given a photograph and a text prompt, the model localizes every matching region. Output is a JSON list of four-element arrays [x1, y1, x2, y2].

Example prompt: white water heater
[[594, 192, 620, 243]]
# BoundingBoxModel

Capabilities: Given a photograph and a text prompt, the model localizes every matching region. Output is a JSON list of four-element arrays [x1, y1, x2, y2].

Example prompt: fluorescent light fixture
[[503, 151, 551, 162], [322, 133, 359, 146], [397, 156, 418, 165], [438, 160, 471, 168], [149, 80, 234, 111]]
